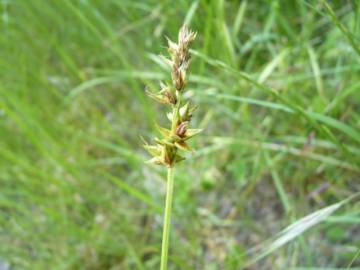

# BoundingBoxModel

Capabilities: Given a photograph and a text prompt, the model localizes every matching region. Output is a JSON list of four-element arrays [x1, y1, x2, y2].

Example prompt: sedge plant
[[143, 26, 201, 270]]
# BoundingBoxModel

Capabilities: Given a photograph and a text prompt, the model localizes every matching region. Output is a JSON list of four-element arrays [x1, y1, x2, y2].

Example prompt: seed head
[[144, 26, 201, 167]]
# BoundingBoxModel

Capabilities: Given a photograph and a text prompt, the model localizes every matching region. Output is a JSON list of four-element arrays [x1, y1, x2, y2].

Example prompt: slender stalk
[[160, 166, 175, 270]]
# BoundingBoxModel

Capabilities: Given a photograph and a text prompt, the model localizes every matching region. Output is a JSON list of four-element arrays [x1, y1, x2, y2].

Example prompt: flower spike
[[143, 25, 200, 167]]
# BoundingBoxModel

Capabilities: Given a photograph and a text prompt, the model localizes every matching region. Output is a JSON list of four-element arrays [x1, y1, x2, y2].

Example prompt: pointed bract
[[174, 141, 192, 152], [156, 125, 172, 137], [147, 156, 164, 166], [174, 154, 185, 164], [184, 128, 203, 140], [143, 144, 162, 157]]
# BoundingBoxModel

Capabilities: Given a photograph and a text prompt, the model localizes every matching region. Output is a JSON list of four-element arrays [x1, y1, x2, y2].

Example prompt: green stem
[[160, 166, 175, 270], [171, 94, 181, 133]]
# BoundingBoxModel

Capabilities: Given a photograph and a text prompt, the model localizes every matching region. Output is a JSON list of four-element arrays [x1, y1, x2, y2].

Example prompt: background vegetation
[[0, 0, 359, 269]]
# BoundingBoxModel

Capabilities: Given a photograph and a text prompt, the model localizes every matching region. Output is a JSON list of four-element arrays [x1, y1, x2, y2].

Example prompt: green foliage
[[0, 0, 359, 269]]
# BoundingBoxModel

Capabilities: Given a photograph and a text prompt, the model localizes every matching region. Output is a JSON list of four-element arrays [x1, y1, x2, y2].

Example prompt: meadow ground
[[0, 1, 359, 269]]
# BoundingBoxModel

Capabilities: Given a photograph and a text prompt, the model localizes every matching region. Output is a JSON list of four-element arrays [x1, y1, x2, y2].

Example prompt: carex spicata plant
[[143, 26, 200, 270]]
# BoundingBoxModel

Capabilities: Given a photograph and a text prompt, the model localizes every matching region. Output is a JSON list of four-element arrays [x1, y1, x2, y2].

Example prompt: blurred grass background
[[0, 0, 360, 269]]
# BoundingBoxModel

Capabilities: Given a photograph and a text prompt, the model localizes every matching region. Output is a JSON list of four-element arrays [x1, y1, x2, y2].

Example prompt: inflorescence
[[144, 26, 201, 167]]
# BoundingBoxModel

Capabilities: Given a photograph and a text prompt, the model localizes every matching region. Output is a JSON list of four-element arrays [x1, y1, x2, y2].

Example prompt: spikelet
[[143, 26, 201, 167]]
